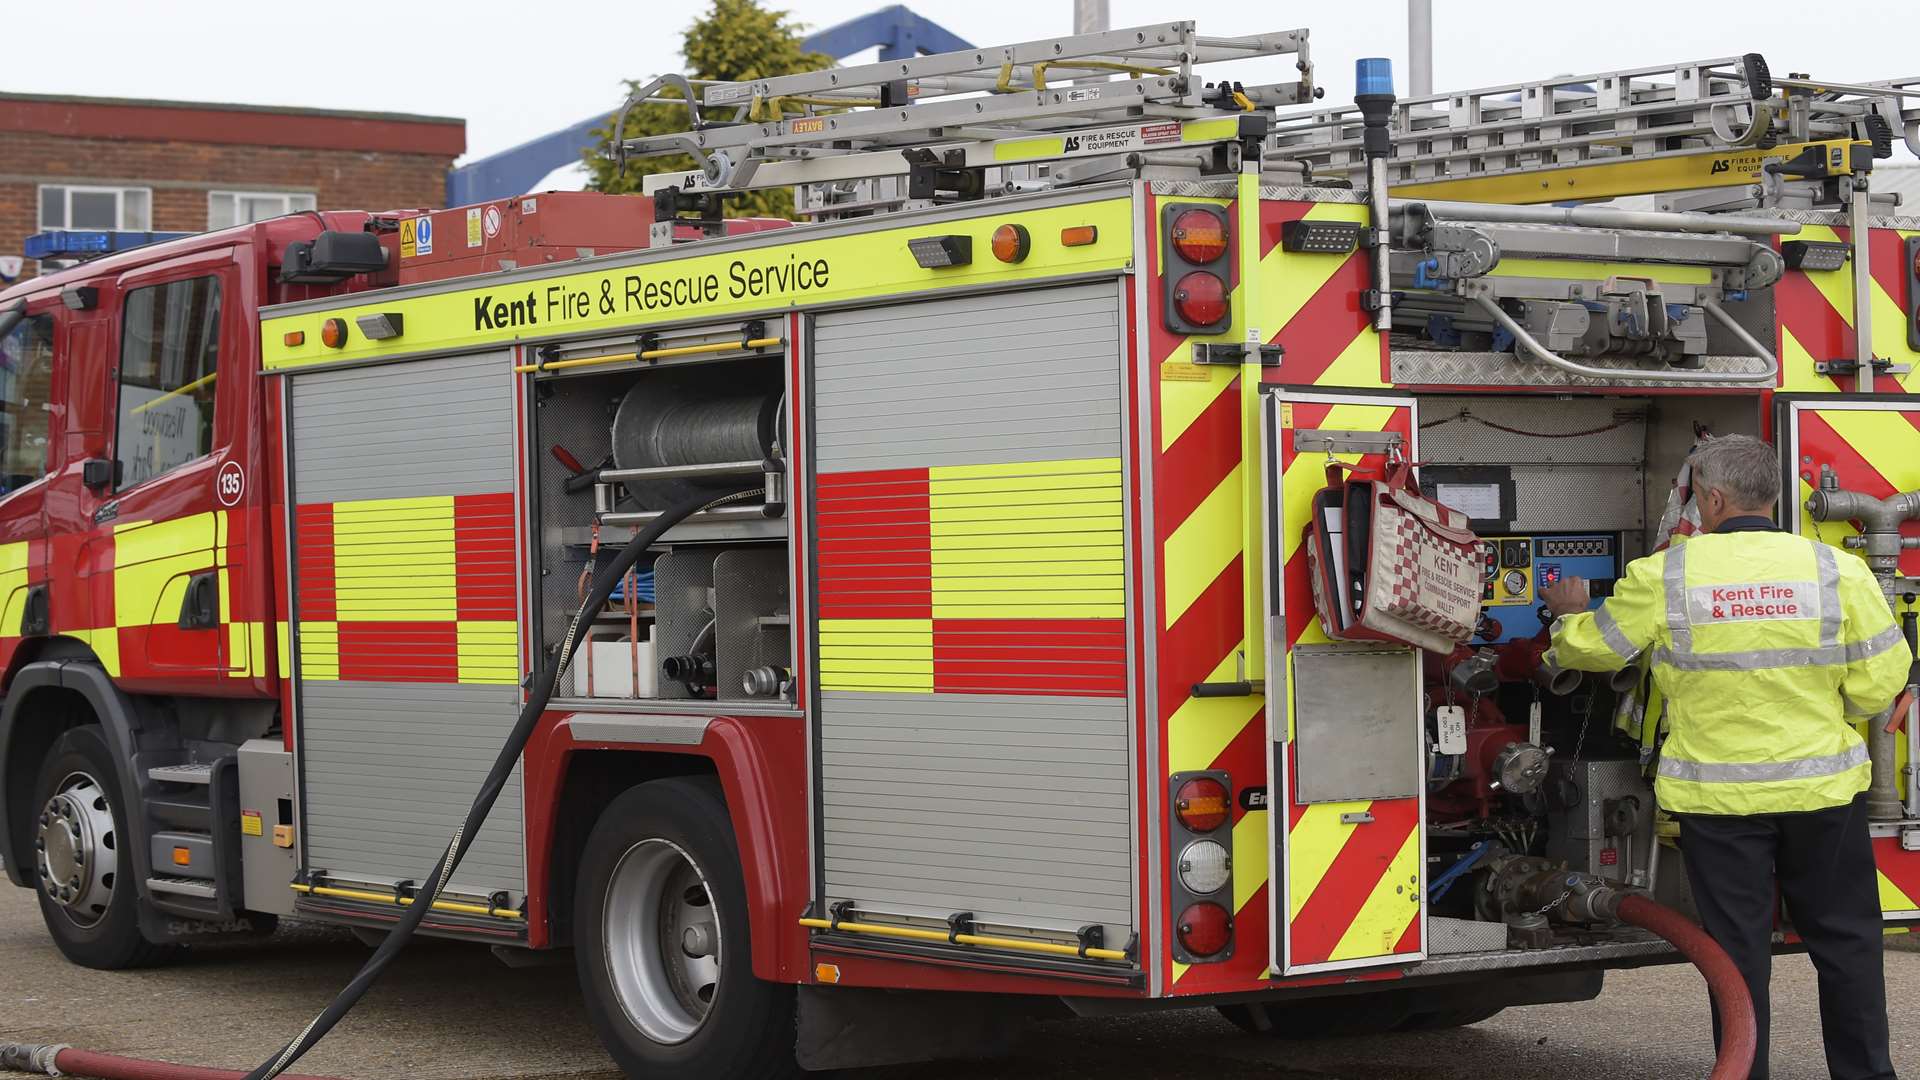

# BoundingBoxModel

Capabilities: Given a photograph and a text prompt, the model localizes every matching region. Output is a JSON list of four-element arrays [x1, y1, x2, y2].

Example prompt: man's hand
[[1542, 576, 1591, 619]]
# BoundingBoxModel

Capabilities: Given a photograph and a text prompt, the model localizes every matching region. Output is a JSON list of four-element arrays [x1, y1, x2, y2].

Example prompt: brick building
[[0, 92, 465, 275]]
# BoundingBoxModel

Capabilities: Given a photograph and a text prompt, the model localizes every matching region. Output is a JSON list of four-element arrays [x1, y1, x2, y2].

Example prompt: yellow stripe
[[1778, 325, 1837, 394], [818, 618, 933, 692], [819, 619, 933, 640], [71, 628, 121, 677], [1288, 801, 1370, 920], [1880, 870, 1915, 913], [1310, 325, 1387, 389], [276, 620, 290, 678], [1162, 465, 1241, 629], [456, 621, 519, 684], [299, 621, 339, 680], [1232, 807, 1269, 915], [265, 200, 1134, 371], [934, 603, 1121, 619], [1167, 643, 1259, 774], [927, 458, 1119, 482], [1792, 224, 1854, 326], [332, 497, 457, 621], [1815, 409, 1920, 493], [1328, 826, 1421, 961]]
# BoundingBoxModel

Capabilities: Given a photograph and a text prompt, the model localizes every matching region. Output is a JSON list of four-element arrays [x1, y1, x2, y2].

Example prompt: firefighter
[[1541, 434, 1907, 1080]]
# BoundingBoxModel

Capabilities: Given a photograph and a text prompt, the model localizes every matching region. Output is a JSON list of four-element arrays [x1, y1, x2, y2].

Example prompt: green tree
[[585, 0, 830, 219]]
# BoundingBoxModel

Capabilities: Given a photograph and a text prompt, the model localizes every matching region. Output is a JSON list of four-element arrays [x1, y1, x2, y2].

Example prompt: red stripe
[[1869, 228, 1911, 307], [1154, 384, 1243, 541], [1288, 798, 1419, 966], [1157, 556, 1244, 723], [1875, 837, 1920, 907], [933, 618, 1126, 696], [1209, 711, 1268, 825], [817, 467, 931, 620], [453, 493, 516, 620], [294, 503, 336, 621], [336, 621, 458, 682], [1268, 254, 1374, 387], [1775, 267, 1853, 370], [1259, 201, 1314, 259], [1392, 912, 1422, 956]]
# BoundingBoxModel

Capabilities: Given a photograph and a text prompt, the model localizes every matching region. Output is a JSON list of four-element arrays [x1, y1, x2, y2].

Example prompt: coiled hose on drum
[[1, 486, 754, 1080]]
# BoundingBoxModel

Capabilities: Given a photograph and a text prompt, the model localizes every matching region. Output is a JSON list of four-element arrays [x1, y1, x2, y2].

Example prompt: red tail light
[[1176, 901, 1232, 958], [1173, 272, 1229, 328], [1170, 209, 1228, 264], [1174, 776, 1231, 832]]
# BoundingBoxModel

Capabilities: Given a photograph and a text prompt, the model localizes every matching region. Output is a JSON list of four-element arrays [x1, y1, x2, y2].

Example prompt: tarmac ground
[[2, 883, 1915, 1079]]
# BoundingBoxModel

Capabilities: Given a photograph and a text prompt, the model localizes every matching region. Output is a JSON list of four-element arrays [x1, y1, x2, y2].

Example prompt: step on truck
[[3, 22, 1920, 1077]]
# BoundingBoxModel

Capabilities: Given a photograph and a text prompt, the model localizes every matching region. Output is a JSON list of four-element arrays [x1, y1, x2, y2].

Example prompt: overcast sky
[[6, 0, 1916, 166]]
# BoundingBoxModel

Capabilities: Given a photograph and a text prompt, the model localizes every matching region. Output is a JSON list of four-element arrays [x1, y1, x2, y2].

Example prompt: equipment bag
[[1304, 459, 1482, 653]]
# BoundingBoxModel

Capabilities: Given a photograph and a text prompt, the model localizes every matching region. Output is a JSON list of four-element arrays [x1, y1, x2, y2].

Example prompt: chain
[[1529, 888, 1572, 919], [1570, 693, 1596, 763]]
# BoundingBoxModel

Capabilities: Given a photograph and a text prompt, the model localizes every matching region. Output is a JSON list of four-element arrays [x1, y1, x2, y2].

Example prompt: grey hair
[[1690, 434, 1781, 509]]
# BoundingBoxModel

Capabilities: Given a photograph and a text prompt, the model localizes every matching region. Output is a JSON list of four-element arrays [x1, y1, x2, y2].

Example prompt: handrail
[[1470, 293, 1778, 385]]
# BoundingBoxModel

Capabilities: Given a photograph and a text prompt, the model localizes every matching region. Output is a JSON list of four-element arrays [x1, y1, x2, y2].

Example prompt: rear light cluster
[[1168, 771, 1235, 962], [1906, 237, 1920, 352], [1161, 204, 1233, 335]]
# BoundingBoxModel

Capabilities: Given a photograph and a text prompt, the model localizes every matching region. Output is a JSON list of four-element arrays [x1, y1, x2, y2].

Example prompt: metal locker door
[[1260, 387, 1427, 975]]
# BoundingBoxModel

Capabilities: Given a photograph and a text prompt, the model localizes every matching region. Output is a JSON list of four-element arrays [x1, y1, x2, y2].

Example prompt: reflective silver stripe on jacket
[[1648, 623, 1906, 672], [1593, 605, 1639, 661], [1814, 543, 1842, 648], [1663, 544, 1691, 651], [1657, 741, 1870, 783]]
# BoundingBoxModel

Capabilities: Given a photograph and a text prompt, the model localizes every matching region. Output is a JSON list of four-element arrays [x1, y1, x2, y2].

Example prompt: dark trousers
[[1678, 794, 1895, 1080]]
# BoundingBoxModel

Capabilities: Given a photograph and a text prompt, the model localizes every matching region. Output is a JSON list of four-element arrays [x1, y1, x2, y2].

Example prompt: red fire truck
[[3, 23, 1919, 1079]]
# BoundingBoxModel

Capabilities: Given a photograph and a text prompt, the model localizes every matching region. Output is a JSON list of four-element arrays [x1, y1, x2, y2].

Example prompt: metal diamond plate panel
[[1390, 349, 1773, 389]]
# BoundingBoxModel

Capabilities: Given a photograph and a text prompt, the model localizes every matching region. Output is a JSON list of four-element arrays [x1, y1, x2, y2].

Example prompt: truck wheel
[[573, 777, 799, 1079], [31, 725, 172, 969]]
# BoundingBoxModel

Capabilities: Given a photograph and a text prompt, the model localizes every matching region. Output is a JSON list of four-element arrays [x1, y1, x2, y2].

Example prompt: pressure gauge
[[1502, 569, 1528, 597]]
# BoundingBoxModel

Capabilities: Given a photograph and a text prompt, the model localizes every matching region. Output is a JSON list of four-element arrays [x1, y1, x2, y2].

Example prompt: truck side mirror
[[82, 458, 115, 491]]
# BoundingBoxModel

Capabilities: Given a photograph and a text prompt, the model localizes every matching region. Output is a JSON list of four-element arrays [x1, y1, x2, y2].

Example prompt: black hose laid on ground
[[234, 485, 755, 1080]]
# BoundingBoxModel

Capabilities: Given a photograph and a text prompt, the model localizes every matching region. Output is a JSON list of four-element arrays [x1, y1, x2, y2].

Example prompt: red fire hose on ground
[[1616, 893, 1759, 1080], [0, 1045, 345, 1080]]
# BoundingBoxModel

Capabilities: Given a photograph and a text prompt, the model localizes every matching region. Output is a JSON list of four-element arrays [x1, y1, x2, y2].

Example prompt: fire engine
[[2, 22, 1919, 1078]]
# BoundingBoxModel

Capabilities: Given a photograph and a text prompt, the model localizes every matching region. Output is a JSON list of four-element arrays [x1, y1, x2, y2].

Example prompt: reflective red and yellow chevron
[[1875, 835, 1920, 917], [1152, 194, 1399, 992], [1775, 224, 1920, 394]]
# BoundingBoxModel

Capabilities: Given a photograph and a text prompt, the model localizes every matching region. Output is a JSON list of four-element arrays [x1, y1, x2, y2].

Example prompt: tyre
[[30, 725, 172, 969], [574, 777, 799, 1079], [1218, 999, 1410, 1039]]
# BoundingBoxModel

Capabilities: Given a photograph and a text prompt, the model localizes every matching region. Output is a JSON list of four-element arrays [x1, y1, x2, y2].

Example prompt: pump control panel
[[1473, 533, 1621, 644]]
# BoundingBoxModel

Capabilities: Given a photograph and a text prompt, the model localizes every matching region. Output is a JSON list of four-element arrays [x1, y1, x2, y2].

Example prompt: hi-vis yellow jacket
[[1549, 527, 1911, 815]]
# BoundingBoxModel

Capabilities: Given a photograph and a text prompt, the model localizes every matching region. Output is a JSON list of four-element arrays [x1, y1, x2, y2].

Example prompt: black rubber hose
[[243, 485, 755, 1080]]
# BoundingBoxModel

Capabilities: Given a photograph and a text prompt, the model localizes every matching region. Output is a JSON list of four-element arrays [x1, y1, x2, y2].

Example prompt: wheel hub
[[603, 838, 721, 1045], [34, 772, 118, 927]]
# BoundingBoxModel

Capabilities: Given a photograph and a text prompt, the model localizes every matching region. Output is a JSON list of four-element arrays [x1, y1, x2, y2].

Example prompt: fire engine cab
[[2, 23, 1919, 1078]]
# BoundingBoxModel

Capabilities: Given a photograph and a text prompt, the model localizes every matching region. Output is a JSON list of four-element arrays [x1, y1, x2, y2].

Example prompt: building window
[[209, 191, 317, 230], [0, 312, 55, 493], [117, 276, 221, 490], [38, 185, 152, 231]]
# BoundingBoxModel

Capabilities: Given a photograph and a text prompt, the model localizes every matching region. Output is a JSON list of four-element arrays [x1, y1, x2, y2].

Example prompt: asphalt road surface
[[3, 883, 1915, 1079]]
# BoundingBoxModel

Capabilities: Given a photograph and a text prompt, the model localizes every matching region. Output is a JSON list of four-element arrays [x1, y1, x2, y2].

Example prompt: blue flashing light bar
[[24, 229, 192, 261], [1355, 57, 1395, 98]]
